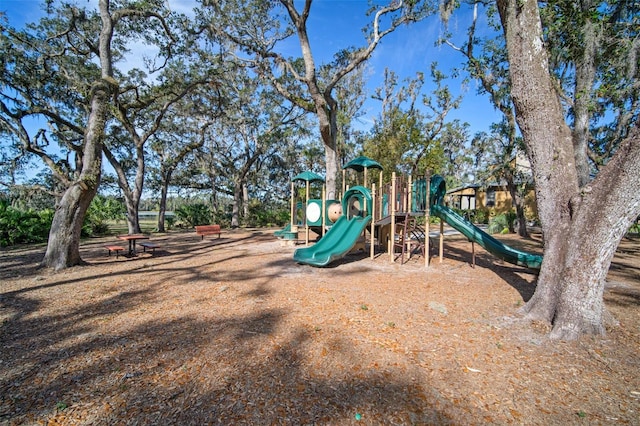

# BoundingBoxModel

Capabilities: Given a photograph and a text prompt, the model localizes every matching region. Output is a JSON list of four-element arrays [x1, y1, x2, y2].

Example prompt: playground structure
[[292, 167, 432, 266], [274, 171, 342, 246], [280, 156, 543, 269]]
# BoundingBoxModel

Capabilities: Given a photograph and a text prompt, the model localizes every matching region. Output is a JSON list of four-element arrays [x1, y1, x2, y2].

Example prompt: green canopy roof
[[292, 171, 325, 183], [342, 156, 383, 172]]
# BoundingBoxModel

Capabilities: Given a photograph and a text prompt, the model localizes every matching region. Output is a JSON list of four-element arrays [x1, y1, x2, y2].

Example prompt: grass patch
[[106, 218, 159, 235]]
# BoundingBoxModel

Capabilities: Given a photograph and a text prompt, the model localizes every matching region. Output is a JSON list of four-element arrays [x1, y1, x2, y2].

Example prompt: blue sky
[[1, 0, 501, 143], [295, 1, 502, 135]]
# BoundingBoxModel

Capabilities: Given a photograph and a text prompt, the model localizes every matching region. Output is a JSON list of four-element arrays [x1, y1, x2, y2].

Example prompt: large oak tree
[[495, 0, 640, 339], [0, 0, 179, 269]]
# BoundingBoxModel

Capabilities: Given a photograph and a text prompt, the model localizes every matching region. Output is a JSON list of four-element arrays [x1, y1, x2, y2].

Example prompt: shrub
[[175, 203, 212, 228], [83, 195, 126, 237], [165, 216, 176, 230], [449, 208, 489, 224], [0, 200, 52, 246], [274, 209, 290, 226], [244, 200, 289, 227], [211, 207, 231, 228], [505, 211, 518, 233], [475, 209, 489, 224], [488, 213, 509, 234]]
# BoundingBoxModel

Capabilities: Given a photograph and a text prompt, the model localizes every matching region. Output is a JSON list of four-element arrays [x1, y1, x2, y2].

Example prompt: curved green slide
[[293, 215, 371, 266], [294, 185, 372, 266], [274, 223, 291, 237], [429, 175, 542, 270]]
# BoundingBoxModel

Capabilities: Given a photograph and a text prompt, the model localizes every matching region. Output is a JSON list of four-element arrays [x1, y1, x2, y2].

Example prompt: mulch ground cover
[[1, 228, 639, 425]]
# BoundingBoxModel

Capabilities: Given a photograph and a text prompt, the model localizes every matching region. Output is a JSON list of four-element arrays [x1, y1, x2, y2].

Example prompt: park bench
[[139, 241, 161, 253], [195, 224, 222, 240], [105, 245, 125, 258]]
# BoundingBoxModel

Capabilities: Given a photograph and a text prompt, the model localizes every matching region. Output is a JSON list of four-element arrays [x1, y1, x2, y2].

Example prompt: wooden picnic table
[[117, 234, 149, 256]]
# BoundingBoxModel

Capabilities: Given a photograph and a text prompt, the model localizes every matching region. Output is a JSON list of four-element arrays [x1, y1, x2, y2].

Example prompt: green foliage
[[6, 180, 58, 212], [0, 199, 53, 247], [472, 209, 489, 224], [487, 213, 509, 234], [165, 216, 176, 230], [363, 67, 464, 179], [83, 195, 126, 237], [505, 210, 518, 233], [175, 203, 212, 228], [211, 206, 232, 228], [244, 199, 289, 227], [540, 0, 638, 166], [453, 208, 489, 224], [487, 210, 518, 234], [488, 211, 518, 234]]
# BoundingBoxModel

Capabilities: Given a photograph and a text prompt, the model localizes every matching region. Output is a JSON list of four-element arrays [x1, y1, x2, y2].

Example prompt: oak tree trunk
[[157, 169, 172, 233], [124, 197, 142, 234], [506, 175, 529, 237], [243, 182, 249, 220], [42, 82, 108, 270], [571, 0, 598, 187], [128, 145, 146, 234], [103, 143, 144, 234], [497, 0, 640, 339], [309, 82, 339, 200], [324, 141, 339, 200], [231, 179, 241, 228], [515, 203, 528, 237], [104, 146, 141, 234], [41, 0, 115, 270]]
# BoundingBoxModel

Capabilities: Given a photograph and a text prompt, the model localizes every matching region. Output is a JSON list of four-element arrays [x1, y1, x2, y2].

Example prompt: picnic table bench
[[195, 224, 223, 240], [105, 245, 125, 258], [139, 241, 161, 253]]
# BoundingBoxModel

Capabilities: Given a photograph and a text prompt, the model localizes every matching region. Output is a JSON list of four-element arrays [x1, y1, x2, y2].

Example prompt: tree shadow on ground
[[0, 273, 455, 424], [608, 242, 640, 285], [0, 245, 45, 281], [604, 281, 640, 308], [438, 243, 538, 302]]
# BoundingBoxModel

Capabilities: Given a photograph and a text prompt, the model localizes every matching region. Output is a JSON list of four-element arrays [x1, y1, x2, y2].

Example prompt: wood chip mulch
[[1, 228, 639, 425]]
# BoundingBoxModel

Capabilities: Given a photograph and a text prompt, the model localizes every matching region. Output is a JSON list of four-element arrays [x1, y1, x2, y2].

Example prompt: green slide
[[429, 175, 542, 270], [274, 223, 291, 237], [293, 215, 371, 266], [431, 204, 542, 269]]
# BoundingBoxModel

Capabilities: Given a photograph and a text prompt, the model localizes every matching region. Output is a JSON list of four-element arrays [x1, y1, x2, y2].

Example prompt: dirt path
[[1, 228, 639, 425]]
